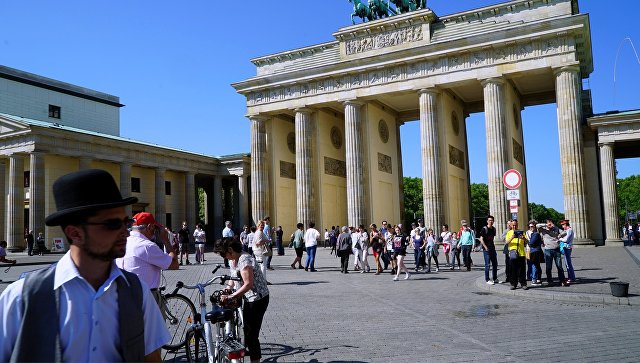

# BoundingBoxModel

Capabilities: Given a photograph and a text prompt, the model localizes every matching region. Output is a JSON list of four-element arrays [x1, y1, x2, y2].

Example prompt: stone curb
[[474, 268, 639, 307]]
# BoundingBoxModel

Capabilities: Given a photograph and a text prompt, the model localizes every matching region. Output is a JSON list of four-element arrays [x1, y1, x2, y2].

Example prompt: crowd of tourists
[[284, 215, 577, 288]]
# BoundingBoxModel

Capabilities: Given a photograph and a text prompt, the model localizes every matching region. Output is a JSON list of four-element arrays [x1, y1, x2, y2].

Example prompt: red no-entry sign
[[503, 169, 522, 190]]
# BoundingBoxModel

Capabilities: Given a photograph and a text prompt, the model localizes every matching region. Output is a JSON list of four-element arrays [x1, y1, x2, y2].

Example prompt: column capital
[[342, 99, 365, 107], [418, 87, 441, 96], [293, 107, 314, 114], [553, 64, 581, 76], [480, 77, 505, 87], [598, 141, 614, 148], [247, 114, 270, 123]]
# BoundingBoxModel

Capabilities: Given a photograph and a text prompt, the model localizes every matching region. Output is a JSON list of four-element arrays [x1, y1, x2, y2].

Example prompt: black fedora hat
[[45, 169, 138, 226]]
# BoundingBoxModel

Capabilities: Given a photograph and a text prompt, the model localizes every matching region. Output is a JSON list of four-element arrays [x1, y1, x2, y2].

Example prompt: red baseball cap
[[133, 212, 162, 227]]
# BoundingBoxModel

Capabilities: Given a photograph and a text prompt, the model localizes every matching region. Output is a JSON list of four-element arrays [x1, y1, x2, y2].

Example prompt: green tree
[[527, 202, 564, 223], [197, 187, 206, 224], [403, 176, 423, 225], [617, 175, 640, 224], [470, 183, 490, 220]]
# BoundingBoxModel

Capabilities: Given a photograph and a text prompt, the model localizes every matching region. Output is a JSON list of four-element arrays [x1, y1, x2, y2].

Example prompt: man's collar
[[54, 251, 126, 290]]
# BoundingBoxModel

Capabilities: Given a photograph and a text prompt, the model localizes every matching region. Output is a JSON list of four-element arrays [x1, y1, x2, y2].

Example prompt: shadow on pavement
[[262, 342, 366, 363], [271, 281, 329, 286]]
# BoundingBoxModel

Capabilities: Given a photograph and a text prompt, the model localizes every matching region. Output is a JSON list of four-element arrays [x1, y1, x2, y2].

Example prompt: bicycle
[[159, 271, 198, 351], [176, 265, 246, 363]]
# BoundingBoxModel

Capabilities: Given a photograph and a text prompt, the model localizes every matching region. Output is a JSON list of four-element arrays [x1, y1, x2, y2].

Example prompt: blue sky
[[1, 0, 638, 212]]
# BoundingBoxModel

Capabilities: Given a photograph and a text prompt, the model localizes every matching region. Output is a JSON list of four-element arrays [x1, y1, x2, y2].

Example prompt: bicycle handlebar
[[174, 264, 242, 293]]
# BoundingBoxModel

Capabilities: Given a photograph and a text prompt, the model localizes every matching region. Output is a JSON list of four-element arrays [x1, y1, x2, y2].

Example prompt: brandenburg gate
[[233, 0, 599, 245]]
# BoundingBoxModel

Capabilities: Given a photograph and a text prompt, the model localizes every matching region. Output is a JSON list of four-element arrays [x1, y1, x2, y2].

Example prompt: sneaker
[[486, 280, 495, 285], [200, 261, 204, 265], [510, 286, 517, 290], [456, 266, 461, 270], [435, 268, 439, 272], [494, 280, 503, 284], [393, 276, 399, 281], [186, 261, 192, 265], [561, 281, 570, 287], [450, 267, 454, 270], [179, 262, 183, 266], [535, 279, 542, 284], [522, 285, 529, 290], [531, 282, 542, 287], [404, 273, 410, 280]]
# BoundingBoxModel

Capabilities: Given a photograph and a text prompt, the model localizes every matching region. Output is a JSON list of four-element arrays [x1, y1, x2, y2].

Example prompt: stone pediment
[[0, 114, 31, 136]]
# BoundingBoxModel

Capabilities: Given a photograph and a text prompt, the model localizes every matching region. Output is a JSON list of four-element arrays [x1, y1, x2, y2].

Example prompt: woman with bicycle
[[214, 237, 269, 363]]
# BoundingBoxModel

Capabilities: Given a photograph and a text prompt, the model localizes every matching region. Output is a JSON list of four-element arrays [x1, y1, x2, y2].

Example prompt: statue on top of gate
[[349, 0, 427, 24]]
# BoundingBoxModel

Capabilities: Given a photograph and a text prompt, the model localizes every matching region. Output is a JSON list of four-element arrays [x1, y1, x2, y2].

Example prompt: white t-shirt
[[304, 228, 320, 248]]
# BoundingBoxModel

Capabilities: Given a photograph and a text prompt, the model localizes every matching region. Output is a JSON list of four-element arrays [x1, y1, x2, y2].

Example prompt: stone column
[[120, 162, 133, 217], [295, 108, 315, 227], [555, 66, 592, 244], [6, 154, 24, 251], [237, 175, 249, 228], [249, 116, 270, 225], [482, 78, 509, 237], [29, 152, 46, 241], [214, 175, 223, 238], [0, 161, 5, 243], [419, 89, 444, 230], [599, 142, 623, 246], [185, 172, 196, 229], [344, 100, 367, 228], [79, 156, 92, 170], [155, 168, 166, 226]]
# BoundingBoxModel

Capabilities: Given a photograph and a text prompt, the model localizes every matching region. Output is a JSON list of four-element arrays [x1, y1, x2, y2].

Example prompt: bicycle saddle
[[205, 306, 234, 323]]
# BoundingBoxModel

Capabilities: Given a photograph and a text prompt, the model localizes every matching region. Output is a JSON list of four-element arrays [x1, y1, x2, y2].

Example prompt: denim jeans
[[461, 245, 472, 269], [305, 245, 317, 270], [414, 247, 423, 268], [544, 248, 565, 283], [564, 248, 576, 281], [483, 249, 498, 281]]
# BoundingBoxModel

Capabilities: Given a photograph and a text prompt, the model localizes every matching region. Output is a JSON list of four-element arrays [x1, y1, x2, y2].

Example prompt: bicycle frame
[[177, 264, 245, 363]]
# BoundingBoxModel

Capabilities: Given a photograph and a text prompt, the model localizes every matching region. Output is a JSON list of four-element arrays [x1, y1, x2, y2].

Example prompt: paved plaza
[[2, 246, 639, 362]]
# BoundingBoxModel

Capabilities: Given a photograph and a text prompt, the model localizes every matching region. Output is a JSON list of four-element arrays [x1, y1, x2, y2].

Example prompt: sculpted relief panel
[[324, 157, 347, 178], [280, 161, 296, 179], [345, 25, 423, 55], [247, 36, 571, 106]]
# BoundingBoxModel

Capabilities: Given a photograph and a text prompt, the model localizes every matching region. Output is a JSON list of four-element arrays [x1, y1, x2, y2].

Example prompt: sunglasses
[[81, 217, 134, 231]]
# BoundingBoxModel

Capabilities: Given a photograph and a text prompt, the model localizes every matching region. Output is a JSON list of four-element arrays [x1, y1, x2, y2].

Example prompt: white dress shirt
[[0, 251, 169, 362]]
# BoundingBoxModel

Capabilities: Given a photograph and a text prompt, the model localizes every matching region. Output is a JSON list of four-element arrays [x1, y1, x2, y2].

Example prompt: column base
[[604, 238, 624, 247], [7, 246, 25, 253], [572, 238, 595, 247]]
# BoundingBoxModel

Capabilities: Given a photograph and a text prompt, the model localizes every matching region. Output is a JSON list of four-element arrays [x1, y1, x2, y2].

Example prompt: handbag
[[509, 249, 518, 260]]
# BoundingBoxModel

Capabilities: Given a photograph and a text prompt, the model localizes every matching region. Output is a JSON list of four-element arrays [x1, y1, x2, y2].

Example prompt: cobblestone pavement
[[3, 246, 639, 362]]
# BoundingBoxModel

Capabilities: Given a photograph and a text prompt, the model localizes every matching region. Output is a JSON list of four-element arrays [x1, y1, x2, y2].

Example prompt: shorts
[[180, 243, 189, 253], [295, 247, 304, 258]]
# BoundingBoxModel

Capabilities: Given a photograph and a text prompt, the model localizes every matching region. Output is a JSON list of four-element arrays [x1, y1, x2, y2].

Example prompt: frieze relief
[[324, 157, 347, 178], [280, 160, 296, 179], [345, 25, 423, 56], [247, 36, 570, 106], [378, 153, 392, 174], [448, 145, 465, 170], [512, 138, 524, 165]]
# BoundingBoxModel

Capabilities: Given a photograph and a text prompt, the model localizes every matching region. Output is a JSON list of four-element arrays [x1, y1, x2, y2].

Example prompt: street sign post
[[506, 189, 520, 200]]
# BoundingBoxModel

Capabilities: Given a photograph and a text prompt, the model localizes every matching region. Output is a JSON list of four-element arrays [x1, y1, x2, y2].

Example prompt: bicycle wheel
[[185, 328, 209, 363], [162, 293, 197, 351]]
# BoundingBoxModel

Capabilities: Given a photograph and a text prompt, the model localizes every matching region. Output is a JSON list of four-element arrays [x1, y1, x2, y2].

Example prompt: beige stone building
[[0, 65, 250, 251], [233, 0, 623, 245]]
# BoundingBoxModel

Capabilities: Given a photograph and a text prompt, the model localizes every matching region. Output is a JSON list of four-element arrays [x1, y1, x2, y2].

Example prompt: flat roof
[[0, 65, 124, 107]]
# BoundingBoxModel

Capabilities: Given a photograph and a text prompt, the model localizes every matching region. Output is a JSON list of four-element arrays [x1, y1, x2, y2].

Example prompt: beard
[[83, 244, 125, 262], [80, 235, 127, 262]]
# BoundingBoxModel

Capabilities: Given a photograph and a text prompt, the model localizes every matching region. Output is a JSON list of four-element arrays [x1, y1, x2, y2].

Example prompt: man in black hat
[[0, 169, 169, 362]]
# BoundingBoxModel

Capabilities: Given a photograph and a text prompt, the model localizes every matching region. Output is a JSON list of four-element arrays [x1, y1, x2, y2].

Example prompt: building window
[[165, 181, 172, 195], [48, 105, 61, 119], [24, 171, 30, 188], [131, 177, 141, 193]]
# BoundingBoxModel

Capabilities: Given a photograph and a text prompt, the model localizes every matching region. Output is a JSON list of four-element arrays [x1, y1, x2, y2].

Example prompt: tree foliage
[[403, 177, 423, 225], [617, 175, 640, 223], [405, 178, 565, 225], [197, 187, 206, 225], [470, 183, 489, 220], [527, 202, 564, 224]]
